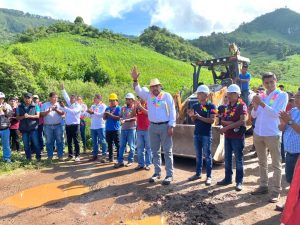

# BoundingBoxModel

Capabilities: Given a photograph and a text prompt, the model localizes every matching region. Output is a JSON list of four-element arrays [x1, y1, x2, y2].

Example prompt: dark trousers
[[10, 129, 20, 151], [38, 124, 44, 150], [66, 124, 80, 157], [285, 152, 300, 183], [80, 119, 87, 149], [106, 130, 120, 161]]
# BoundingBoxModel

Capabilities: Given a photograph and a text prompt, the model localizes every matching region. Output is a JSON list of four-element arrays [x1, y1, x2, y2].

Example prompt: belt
[[151, 121, 168, 125], [44, 123, 61, 126]]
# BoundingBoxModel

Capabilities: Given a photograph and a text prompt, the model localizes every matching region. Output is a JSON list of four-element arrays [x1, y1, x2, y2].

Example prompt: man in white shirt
[[60, 84, 82, 161], [131, 66, 176, 185], [40, 92, 65, 161], [85, 94, 107, 162], [251, 72, 288, 203]]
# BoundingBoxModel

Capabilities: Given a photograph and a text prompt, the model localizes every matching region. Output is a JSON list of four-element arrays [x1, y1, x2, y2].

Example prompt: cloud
[[0, 0, 300, 38], [0, 0, 145, 24]]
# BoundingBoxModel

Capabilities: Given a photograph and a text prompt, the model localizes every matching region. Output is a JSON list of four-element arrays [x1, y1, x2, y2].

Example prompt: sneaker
[[101, 158, 107, 163], [75, 157, 80, 162], [144, 166, 151, 171], [125, 162, 133, 167], [205, 177, 212, 186], [217, 179, 232, 186], [114, 162, 125, 168], [235, 183, 243, 191], [134, 165, 145, 170], [149, 174, 161, 183], [65, 156, 74, 161], [4, 159, 11, 163], [275, 203, 285, 212], [89, 156, 98, 161], [251, 186, 268, 195], [162, 176, 173, 185], [58, 157, 64, 162], [269, 192, 280, 203], [188, 174, 201, 181]]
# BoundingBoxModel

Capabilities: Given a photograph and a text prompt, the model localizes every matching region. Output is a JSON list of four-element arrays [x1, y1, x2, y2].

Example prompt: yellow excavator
[[173, 54, 251, 162]]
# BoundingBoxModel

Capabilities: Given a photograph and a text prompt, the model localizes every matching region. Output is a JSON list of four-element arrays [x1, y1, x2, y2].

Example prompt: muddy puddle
[[1, 181, 89, 208], [126, 215, 167, 225]]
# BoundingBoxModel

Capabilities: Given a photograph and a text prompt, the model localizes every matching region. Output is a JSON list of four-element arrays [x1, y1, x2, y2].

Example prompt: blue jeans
[[241, 90, 249, 106], [224, 138, 244, 184], [193, 135, 212, 178], [80, 119, 86, 149], [91, 128, 107, 157], [38, 124, 44, 150], [137, 130, 152, 167], [118, 129, 136, 164], [44, 124, 64, 158], [22, 129, 41, 160], [285, 152, 300, 183], [0, 128, 11, 161]]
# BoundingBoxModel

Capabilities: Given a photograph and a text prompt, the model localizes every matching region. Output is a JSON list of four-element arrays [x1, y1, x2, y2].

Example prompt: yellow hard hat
[[109, 93, 118, 100]]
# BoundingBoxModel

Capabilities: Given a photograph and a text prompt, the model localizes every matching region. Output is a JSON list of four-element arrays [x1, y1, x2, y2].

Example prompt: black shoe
[[188, 174, 201, 181], [134, 165, 145, 170], [217, 179, 232, 186], [89, 156, 98, 161], [114, 162, 125, 168], [162, 176, 173, 185], [149, 174, 161, 183]]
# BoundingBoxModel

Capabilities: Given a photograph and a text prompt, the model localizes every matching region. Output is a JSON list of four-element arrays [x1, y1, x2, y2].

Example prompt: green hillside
[[1, 32, 214, 104], [0, 8, 59, 44]]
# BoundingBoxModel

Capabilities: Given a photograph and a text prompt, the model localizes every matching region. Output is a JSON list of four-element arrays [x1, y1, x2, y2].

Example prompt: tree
[[74, 16, 84, 25]]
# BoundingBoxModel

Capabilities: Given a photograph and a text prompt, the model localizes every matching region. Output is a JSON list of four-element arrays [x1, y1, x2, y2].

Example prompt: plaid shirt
[[284, 107, 300, 153]]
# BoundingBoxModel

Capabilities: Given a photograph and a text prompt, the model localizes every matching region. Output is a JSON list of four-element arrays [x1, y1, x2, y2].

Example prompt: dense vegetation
[[139, 26, 211, 62], [0, 8, 59, 44]]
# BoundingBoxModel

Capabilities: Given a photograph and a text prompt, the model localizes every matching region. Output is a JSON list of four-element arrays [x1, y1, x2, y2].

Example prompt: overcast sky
[[0, 0, 299, 38]]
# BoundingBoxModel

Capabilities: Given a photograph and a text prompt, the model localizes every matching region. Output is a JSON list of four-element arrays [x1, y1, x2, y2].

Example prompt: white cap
[[125, 93, 135, 100], [227, 84, 241, 94], [0, 92, 5, 98], [196, 85, 210, 94], [32, 95, 39, 99]]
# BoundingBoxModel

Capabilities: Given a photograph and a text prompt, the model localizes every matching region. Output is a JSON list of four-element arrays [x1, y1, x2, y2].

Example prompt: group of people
[[0, 67, 299, 211]]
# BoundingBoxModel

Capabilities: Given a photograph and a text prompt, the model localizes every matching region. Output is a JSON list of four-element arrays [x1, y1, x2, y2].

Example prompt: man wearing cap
[[9, 97, 20, 152], [236, 63, 251, 106], [85, 94, 107, 162], [131, 66, 176, 185], [60, 84, 82, 161], [16, 93, 41, 161], [187, 85, 217, 186], [251, 72, 288, 203], [114, 93, 137, 168], [40, 92, 65, 161], [0, 92, 13, 163], [217, 84, 247, 191], [33, 94, 44, 152], [103, 93, 121, 162]]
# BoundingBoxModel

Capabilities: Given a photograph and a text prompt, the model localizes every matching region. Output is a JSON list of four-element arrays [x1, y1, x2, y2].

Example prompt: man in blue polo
[[237, 63, 251, 106]]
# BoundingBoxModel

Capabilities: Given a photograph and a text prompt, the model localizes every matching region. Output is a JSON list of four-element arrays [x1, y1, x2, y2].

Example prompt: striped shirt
[[283, 107, 300, 154]]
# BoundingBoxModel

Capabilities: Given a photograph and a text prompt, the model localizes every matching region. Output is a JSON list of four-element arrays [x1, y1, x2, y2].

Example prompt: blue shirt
[[105, 106, 121, 131], [192, 102, 217, 136], [239, 72, 251, 91], [283, 107, 300, 153]]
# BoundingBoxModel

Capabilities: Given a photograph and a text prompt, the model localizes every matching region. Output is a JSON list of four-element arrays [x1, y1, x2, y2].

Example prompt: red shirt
[[10, 108, 19, 130], [286, 103, 293, 112], [224, 99, 247, 139], [136, 103, 150, 131]]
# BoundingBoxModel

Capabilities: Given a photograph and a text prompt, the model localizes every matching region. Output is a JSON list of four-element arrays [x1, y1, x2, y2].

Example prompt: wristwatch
[[288, 120, 294, 125]]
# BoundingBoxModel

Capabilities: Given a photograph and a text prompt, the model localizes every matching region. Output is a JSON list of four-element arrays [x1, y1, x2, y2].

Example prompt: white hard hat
[[0, 92, 5, 98], [227, 84, 241, 94], [196, 85, 210, 94], [142, 87, 149, 92], [125, 93, 135, 100]]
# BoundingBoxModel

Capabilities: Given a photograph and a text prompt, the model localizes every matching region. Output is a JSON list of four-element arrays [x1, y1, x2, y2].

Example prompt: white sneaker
[[75, 156, 80, 162], [205, 177, 212, 186]]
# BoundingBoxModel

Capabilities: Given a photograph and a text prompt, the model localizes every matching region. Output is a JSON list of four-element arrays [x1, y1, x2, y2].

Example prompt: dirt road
[[0, 137, 288, 225]]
